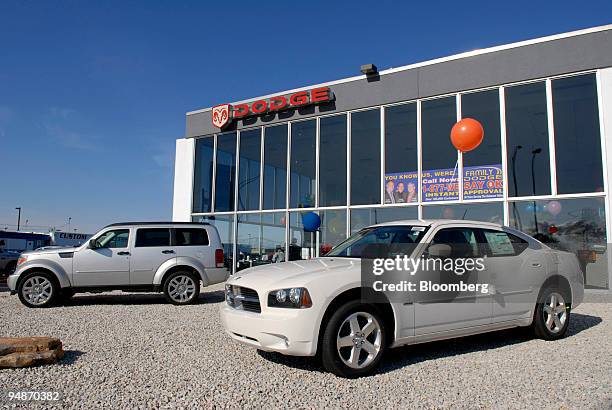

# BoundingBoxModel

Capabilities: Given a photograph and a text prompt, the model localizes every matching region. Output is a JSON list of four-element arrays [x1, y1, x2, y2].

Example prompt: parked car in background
[[221, 220, 584, 378], [0, 246, 20, 277], [8, 222, 229, 307]]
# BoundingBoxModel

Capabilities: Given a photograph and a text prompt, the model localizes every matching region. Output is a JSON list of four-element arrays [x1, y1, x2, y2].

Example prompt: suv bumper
[[219, 303, 319, 356], [7, 274, 18, 293]]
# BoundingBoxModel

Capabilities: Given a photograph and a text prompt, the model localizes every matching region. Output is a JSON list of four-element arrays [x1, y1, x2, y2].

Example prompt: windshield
[[324, 225, 428, 258]]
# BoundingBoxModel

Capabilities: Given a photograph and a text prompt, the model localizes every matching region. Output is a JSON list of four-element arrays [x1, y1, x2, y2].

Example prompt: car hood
[[23, 247, 77, 256], [229, 257, 359, 289]]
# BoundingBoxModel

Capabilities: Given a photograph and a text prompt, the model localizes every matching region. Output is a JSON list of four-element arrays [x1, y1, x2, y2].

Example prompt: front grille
[[226, 285, 261, 313]]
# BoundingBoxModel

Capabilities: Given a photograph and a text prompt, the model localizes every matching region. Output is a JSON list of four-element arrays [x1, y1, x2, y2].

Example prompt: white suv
[[8, 222, 229, 307], [220, 220, 584, 378]]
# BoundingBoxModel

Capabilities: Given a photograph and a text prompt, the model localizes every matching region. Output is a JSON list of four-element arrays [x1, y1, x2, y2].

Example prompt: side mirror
[[427, 243, 452, 258], [89, 239, 98, 249]]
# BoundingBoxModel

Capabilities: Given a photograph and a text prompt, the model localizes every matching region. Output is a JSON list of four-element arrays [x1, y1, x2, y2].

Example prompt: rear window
[[175, 228, 209, 246], [135, 228, 171, 247]]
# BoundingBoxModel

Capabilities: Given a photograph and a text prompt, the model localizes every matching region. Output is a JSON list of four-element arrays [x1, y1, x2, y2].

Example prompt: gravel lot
[[0, 284, 611, 409]]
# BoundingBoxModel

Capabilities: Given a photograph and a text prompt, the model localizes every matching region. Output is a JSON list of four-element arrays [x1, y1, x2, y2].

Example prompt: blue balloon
[[302, 212, 321, 232]]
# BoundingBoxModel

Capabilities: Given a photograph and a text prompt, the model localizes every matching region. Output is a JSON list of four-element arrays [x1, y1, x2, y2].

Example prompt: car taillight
[[215, 249, 224, 268], [17, 257, 27, 266]]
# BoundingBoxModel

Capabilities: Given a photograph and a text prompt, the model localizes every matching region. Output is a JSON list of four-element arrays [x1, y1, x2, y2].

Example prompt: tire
[[321, 300, 386, 378], [533, 285, 571, 340], [17, 271, 59, 308], [162, 271, 200, 305]]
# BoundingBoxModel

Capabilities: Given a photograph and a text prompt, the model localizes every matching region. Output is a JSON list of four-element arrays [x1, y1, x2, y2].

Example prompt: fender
[[16, 260, 72, 288], [310, 281, 401, 354], [152, 256, 211, 286]]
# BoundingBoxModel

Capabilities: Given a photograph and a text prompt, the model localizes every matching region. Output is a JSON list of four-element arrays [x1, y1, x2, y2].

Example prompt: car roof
[[103, 221, 210, 228], [370, 219, 505, 229]]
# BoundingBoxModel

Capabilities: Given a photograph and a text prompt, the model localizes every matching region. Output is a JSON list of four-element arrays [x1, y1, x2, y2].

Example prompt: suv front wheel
[[17, 271, 59, 308], [321, 301, 386, 378], [162, 271, 200, 305]]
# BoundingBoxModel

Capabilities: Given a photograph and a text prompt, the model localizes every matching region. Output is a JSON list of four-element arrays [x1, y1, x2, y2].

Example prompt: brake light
[[215, 249, 224, 268]]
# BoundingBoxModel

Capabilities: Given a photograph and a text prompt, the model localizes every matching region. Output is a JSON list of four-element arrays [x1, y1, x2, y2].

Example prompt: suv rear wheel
[[321, 300, 386, 378], [17, 271, 59, 308], [163, 271, 200, 305]]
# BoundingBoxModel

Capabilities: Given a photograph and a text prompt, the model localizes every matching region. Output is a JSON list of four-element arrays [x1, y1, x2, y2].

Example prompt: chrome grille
[[226, 285, 261, 313]]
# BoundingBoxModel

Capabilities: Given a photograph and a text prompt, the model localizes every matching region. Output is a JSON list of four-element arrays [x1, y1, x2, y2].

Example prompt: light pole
[[511, 146, 523, 231], [68, 217, 72, 232], [15, 207, 21, 231]]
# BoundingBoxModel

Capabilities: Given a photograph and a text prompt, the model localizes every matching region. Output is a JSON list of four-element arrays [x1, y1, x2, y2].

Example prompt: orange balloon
[[450, 118, 484, 152]]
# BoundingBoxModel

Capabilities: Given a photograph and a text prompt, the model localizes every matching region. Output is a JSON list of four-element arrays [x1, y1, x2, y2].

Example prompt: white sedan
[[220, 220, 584, 378]]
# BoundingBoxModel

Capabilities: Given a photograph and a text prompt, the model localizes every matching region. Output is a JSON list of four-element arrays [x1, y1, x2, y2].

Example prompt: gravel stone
[[0, 284, 610, 409]]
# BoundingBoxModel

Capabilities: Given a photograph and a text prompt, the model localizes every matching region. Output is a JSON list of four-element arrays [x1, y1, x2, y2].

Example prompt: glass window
[[422, 202, 503, 224], [461, 90, 503, 200], [552, 74, 604, 194], [193, 215, 234, 270], [505, 82, 551, 197], [319, 115, 347, 206], [421, 97, 459, 202], [193, 137, 214, 213], [174, 228, 209, 246], [290, 120, 316, 208], [350, 206, 418, 234], [351, 109, 381, 205], [385, 103, 418, 204], [95, 229, 129, 249], [320, 209, 347, 255], [289, 211, 316, 261], [326, 225, 427, 258], [509, 197, 608, 289], [215, 133, 237, 212], [238, 129, 261, 211], [430, 227, 482, 258], [263, 124, 287, 209], [236, 212, 286, 271], [135, 228, 171, 247]]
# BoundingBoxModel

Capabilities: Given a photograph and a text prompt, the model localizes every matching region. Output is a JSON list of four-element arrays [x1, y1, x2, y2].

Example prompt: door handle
[[162, 250, 175, 254], [117, 251, 130, 256], [531, 263, 542, 267]]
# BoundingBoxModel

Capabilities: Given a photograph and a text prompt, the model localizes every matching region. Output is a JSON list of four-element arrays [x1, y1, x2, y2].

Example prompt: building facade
[[173, 25, 612, 291]]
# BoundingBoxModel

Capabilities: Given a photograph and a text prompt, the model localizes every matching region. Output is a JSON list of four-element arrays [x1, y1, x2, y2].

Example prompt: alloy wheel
[[336, 311, 382, 369], [168, 275, 197, 303], [543, 292, 567, 334], [22, 276, 53, 306]]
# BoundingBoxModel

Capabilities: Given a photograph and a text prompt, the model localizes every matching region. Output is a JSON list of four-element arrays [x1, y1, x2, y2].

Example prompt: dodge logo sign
[[211, 87, 334, 129], [212, 104, 232, 129]]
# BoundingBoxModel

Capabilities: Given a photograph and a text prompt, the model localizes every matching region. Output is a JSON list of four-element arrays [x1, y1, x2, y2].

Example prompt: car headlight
[[268, 287, 312, 308], [225, 284, 235, 307], [17, 256, 27, 266]]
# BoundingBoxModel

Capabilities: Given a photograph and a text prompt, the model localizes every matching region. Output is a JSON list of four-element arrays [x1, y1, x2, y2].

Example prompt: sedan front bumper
[[219, 303, 320, 356]]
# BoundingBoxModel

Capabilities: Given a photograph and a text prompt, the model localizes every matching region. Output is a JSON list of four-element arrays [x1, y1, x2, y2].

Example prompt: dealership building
[[173, 25, 612, 291]]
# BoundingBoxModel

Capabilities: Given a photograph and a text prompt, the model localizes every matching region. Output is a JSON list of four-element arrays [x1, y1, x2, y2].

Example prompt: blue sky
[[1, 1, 610, 233]]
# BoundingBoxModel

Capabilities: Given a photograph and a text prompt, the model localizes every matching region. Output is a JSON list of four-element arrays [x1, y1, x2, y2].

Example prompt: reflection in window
[[505, 82, 551, 197], [421, 97, 459, 202], [422, 202, 503, 224], [552, 74, 603, 194], [215, 133, 237, 212], [319, 115, 347, 206], [238, 129, 261, 211], [193, 137, 214, 213], [263, 125, 287, 210], [320, 209, 347, 255], [289, 211, 315, 261], [422, 97, 457, 171], [351, 109, 381, 205], [236, 212, 286, 272], [350, 206, 418, 234], [290, 120, 316, 208], [509, 197, 607, 289], [193, 215, 234, 270]]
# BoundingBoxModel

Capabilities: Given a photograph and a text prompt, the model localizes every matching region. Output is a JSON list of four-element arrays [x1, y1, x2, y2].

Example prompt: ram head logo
[[212, 104, 232, 129]]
